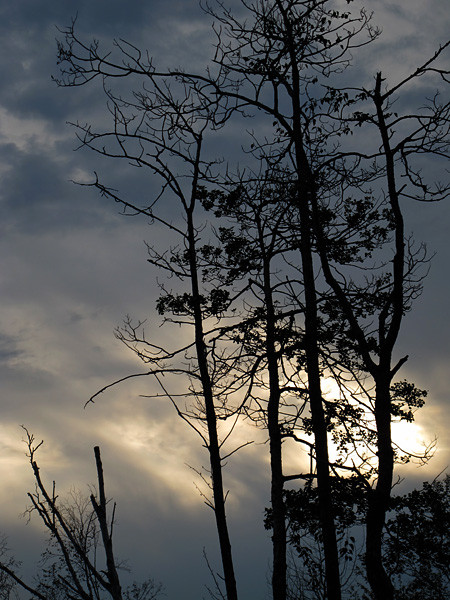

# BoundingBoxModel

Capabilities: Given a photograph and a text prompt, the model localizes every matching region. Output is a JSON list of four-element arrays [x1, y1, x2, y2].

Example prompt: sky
[[0, 1, 449, 599]]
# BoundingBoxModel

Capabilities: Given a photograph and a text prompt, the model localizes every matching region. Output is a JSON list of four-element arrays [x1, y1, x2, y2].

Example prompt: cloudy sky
[[0, 1, 449, 598]]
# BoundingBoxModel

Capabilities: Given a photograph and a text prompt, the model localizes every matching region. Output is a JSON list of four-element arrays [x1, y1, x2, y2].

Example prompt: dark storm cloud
[[0, 0, 213, 238]]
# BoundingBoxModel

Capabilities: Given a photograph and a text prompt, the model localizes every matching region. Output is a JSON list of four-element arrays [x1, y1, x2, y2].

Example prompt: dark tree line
[[1, 1, 448, 599], [281, 474, 450, 599]]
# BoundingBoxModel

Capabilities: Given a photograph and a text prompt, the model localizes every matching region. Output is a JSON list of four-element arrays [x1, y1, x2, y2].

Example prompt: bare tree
[[0, 430, 162, 600], [56, 71, 242, 599]]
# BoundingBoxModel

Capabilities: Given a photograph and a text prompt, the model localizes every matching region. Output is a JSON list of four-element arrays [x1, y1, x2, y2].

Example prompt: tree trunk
[[275, 3, 342, 595], [297, 197, 342, 600], [365, 375, 395, 600], [262, 246, 287, 600], [91, 446, 123, 600], [364, 73, 403, 600], [191, 253, 238, 600], [186, 146, 238, 600]]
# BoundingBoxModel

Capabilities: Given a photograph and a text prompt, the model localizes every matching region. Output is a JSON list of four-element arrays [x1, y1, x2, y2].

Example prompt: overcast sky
[[0, 1, 449, 599]]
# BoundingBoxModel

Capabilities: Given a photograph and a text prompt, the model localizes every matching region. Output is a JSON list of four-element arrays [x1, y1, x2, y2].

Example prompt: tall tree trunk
[[296, 186, 342, 600], [190, 235, 238, 600], [274, 4, 342, 596], [262, 243, 287, 600], [186, 138, 238, 600], [364, 72, 405, 600], [268, 398, 287, 600], [91, 446, 123, 600], [365, 375, 394, 600]]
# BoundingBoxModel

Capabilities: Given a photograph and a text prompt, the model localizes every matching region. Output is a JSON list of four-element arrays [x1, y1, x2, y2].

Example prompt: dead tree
[[0, 429, 162, 600]]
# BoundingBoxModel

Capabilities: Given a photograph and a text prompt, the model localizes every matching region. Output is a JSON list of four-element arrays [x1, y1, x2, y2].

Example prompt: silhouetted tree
[[63, 73, 241, 600], [198, 179, 307, 600], [0, 429, 162, 600], [281, 475, 449, 600], [310, 55, 449, 600], [385, 476, 450, 600], [52, 2, 449, 599]]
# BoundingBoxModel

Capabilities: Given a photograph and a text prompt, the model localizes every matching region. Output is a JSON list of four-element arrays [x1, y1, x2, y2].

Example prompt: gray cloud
[[0, 1, 448, 598]]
